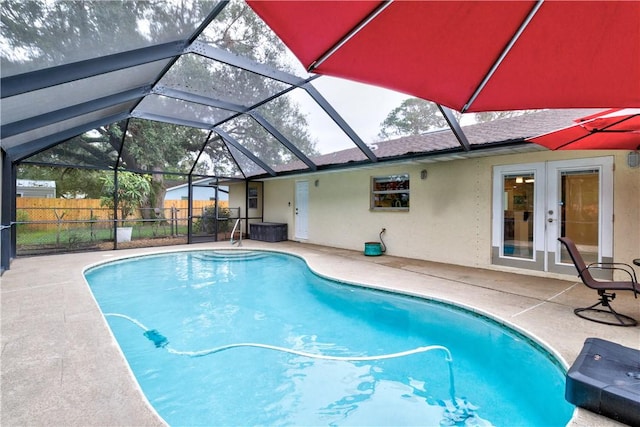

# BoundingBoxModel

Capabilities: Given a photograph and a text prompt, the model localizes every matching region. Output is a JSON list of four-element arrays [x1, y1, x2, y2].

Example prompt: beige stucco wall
[[240, 150, 639, 278], [228, 181, 267, 235], [611, 152, 640, 260], [263, 162, 491, 266]]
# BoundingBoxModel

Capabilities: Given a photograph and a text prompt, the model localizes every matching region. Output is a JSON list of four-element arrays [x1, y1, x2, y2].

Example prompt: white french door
[[295, 180, 309, 240], [492, 157, 613, 277]]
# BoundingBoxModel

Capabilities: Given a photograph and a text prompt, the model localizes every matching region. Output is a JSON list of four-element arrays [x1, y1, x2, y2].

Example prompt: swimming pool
[[85, 250, 574, 426]]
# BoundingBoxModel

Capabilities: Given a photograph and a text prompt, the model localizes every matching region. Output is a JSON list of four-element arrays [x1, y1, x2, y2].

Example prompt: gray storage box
[[250, 222, 288, 242]]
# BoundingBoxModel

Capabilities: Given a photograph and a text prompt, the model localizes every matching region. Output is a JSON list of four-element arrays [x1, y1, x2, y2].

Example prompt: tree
[[112, 119, 211, 214], [16, 164, 104, 199], [4, 1, 318, 213], [377, 98, 454, 140], [1, 1, 217, 70], [100, 171, 152, 224], [378, 97, 542, 140], [196, 1, 319, 159]]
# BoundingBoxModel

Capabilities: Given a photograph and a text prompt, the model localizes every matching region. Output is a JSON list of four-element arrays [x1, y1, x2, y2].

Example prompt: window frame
[[370, 173, 410, 211], [248, 187, 258, 209]]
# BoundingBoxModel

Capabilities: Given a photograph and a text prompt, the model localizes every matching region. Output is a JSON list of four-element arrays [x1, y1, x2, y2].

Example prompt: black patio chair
[[558, 237, 638, 327]]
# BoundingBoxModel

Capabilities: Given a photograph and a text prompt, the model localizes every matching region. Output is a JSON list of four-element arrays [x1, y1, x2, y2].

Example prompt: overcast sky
[[295, 76, 478, 154], [266, 29, 472, 154], [293, 76, 409, 153]]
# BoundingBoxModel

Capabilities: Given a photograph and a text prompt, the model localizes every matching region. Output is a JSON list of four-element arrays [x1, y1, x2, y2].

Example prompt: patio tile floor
[[2, 241, 638, 426]]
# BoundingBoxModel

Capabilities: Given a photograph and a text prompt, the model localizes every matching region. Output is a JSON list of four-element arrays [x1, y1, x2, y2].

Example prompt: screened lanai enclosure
[[3, 1, 638, 272], [1, 0, 482, 270]]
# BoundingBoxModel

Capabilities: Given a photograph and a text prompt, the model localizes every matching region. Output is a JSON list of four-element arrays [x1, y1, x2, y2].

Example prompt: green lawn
[[17, 223, 190, 246]]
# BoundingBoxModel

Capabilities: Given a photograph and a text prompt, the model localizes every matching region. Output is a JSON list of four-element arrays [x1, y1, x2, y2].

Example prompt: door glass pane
[[503, 173, 535, 259], [560, 169, 599, 264]]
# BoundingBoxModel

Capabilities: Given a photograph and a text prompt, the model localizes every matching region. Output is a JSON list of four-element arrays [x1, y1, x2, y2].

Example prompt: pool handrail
[[230, 218, 242, 246]]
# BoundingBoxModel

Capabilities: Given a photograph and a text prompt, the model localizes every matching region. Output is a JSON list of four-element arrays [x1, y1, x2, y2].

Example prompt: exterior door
[[295, 180, 309, 240], [545, 157, 613, 277], [492, 157, 613, 278]]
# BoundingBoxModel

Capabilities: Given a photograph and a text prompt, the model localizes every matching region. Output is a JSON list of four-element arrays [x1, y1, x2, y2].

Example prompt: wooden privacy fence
[[16, 198, 229, 231]]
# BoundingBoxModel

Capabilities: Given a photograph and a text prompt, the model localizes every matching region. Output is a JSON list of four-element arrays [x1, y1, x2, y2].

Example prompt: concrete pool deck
[[2, 241, 638, 426]]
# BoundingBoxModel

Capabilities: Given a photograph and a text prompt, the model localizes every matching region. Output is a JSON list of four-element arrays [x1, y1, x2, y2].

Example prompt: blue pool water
[[85, 250, 574, 426]]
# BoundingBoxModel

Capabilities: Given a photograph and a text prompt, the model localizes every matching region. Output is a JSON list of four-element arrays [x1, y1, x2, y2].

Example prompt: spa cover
[[566, 337, 640, 426]]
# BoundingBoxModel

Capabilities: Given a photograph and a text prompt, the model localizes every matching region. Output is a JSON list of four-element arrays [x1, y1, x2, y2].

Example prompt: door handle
[[547, 218, 554, 223]]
